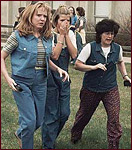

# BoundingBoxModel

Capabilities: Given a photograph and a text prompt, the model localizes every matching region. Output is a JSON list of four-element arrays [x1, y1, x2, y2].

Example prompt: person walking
[[42, 5, 77, 149], [75, 7, 86, 53], [1, 2, 69, 149], [71, 19, 131, 149]]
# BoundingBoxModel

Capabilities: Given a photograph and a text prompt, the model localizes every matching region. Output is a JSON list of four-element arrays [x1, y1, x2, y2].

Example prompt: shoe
[[71, 131, 82, 144], [14, 132, 22, 149], [71, 136, 81, 144]]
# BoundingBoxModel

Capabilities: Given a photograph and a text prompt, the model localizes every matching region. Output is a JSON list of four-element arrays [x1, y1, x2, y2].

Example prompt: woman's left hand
[[57, 67, 69, 82], [124, 75, 131, 83]]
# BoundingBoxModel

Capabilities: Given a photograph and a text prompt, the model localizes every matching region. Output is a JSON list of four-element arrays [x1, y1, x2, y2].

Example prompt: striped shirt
[[2, 32, 46, 68]]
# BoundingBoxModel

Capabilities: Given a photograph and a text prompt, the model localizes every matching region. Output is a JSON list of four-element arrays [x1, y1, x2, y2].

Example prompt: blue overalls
[[11, 31, 52, 149], [42, 33, 71, 149]]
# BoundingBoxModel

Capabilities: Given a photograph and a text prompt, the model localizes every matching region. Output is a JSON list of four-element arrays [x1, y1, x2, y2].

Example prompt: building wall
[[1, 1, 131, 32]]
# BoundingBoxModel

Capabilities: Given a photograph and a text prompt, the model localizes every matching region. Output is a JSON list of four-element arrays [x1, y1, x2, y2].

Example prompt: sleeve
[[2, 31, 18, 54], [52, 34, 55, 48], [77, 43, 91, 63], [118, 46, 123, 62], [69, 30, 77, 48], [80, 19, 83, 27]]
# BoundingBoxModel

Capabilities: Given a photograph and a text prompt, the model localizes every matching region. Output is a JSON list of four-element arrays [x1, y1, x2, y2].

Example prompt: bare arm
[[52, 22, 77, 60], [51, 34, 65, 60], [74, 59, 107, 72], [117, 60, 131, 82], [1, 50, 17, 91], [65, 34, 77, 59]]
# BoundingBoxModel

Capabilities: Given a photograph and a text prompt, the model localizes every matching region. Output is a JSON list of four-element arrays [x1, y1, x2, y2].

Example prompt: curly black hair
[[95, 19, 120, 43]]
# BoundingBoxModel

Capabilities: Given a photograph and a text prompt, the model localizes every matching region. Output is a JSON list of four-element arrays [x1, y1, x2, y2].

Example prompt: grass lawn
[[1, 58, 131, 149]]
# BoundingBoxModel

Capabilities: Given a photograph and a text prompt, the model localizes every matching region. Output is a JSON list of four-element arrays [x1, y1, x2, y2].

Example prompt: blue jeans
[[42, 71, 70, 149], [76, 32, 83, 53], [12, 69, 47, 149]]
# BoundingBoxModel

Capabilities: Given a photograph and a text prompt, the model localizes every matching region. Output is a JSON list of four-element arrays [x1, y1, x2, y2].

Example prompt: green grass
[[1, 58, 131, 149]]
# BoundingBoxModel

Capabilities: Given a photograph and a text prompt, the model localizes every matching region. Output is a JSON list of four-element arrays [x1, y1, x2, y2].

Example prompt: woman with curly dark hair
[[71, 19, 131, 149]]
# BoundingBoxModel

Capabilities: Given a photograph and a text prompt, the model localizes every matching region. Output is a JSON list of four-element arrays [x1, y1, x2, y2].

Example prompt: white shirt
[[77, 43, 123, 63]]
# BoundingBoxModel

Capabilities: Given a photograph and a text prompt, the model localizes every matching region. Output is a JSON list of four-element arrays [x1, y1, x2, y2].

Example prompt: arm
[[65, 31, 77, 59], [49, 60, 69, 82], [78, 19, 83, 32], [51, 22, 77, 60], [74, 43, 107, 72], [117, 60, 131, 82], [74, 60, 107, 72], [1, 50, 18, 91], [51, 34, 65, 60]]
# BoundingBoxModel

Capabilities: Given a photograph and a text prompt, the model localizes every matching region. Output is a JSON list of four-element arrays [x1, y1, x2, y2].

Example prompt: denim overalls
[[11, 31, 52, 149], [42, 33, 71, 149]]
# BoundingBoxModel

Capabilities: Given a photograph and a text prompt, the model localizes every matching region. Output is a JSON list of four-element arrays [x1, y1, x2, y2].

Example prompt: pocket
[[18, 43, 37, 54]]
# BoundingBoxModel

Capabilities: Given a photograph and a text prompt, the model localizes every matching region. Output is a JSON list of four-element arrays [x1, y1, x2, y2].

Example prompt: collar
[[26, 34, 47, 42], [95, 42, 116, 53]]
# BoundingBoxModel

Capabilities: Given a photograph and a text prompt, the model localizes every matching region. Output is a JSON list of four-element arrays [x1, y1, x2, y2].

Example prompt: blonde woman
[[1, 2, 69, 149], [42, 5, 77, 149]]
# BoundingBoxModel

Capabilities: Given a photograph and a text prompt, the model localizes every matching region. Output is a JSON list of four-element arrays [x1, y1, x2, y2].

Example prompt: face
[[101, 32, 114, 47], [56, 14, 70, 30], [68, 7, 74, 16], [32, 7, 47, 31]]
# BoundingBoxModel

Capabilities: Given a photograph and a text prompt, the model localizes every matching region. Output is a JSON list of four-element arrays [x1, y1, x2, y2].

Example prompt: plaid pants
[[71, 86, 122, 149]]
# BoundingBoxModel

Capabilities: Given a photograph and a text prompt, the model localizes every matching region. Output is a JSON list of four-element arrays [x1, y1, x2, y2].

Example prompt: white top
[[77, 43, 123, 63]]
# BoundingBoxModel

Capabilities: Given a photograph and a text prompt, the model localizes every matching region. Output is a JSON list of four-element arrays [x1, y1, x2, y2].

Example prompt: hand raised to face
[[57, 14, 70, 35]]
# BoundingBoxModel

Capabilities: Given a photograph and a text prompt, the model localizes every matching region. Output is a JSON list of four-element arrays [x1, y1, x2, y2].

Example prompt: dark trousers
[[71, 86, 122, 149]]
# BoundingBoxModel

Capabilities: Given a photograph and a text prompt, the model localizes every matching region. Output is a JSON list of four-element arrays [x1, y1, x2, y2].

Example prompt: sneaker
[[14, 132, 22, 149], [71, 131, 82, 144], [71, 135, 82, 144]]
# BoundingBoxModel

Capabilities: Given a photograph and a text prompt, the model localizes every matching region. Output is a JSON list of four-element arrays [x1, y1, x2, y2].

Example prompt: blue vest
[[11, 30, 52, 78], [83, 41, 120, 92]]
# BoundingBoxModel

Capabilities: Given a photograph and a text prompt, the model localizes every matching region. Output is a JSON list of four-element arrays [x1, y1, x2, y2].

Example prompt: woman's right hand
[[92, 63, 107, 71], [6, 76, 18, 91], [59, 21, 69, 35]]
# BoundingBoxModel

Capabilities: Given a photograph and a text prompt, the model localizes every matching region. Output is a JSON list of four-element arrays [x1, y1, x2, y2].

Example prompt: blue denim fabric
[[76, 32, 83, 53], [12, 70, 47, 149], [83, 41, 120, 92], [11, 30, 52, 78], [42, 71, 70, 149], [42, 33, 71, 149]]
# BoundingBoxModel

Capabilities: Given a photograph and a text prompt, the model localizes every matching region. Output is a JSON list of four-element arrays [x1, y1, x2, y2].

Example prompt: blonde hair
[[17, 1, 52, 39], [52, 5, 70, 27]]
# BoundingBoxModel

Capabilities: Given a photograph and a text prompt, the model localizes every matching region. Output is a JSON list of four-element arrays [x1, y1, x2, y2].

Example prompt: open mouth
[[106, 39, 112, 41]]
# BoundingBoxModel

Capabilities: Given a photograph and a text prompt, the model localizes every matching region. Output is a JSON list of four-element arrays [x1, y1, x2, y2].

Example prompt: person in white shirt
[[71, 19, 131, 149]]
